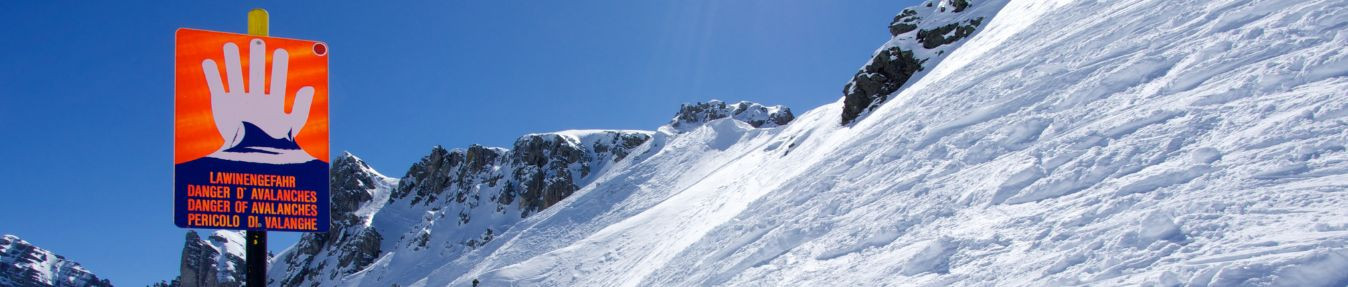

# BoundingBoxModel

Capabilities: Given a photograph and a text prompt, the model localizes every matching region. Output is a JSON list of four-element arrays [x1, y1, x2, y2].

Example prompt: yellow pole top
[[248, 8, 269, 36]]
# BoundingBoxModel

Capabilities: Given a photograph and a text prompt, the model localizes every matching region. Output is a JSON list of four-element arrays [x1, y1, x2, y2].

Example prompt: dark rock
[[841, 47, 925, 125], [393, 146, 454, 205], [464, 145, 501, 175], [510, 134, 586, 216], [331, 152, 378, 225], [889, 9, 921, 36], [495, 130, 653, 217], [952, 0, 971, 13], [273, 153, 388, 287], [917, 18, 983, 49], [669, 100, 795, 132], [839, 3, 985, 125]]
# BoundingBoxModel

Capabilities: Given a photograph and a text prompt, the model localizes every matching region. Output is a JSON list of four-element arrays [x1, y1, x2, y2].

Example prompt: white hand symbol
[[201, 38, 314, 150]]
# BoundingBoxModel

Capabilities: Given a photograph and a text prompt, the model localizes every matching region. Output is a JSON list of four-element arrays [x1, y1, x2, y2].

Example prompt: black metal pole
[[246, 230, 267, 286]]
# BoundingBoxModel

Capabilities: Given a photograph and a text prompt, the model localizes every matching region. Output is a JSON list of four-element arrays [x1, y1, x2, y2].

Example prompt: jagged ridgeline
[[841, 0, 991, 125], [167, 100, 793, 286], [669, 100, 794, 132], [393, 131, 654, 219], [0, 235, 113, 287], [273, 132, 663, 286]]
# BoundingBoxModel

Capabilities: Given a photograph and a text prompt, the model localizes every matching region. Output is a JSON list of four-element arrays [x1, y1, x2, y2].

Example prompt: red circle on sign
[[313, 43, 328, 56]]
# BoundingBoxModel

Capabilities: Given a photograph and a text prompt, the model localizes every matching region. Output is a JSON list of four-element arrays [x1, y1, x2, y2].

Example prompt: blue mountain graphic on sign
[[224, 121, 301, 154]]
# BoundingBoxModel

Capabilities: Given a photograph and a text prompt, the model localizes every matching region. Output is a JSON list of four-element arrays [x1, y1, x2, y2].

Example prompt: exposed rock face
[[669, 100, 794, 132], [951, 0, 971, 12], [330, 153, 380, 226], [392, 146, 463, 206], [272, 153, 391, 287], [889, 8, 921, 36], [510, 135, 588, 215], [917, 18, 983, 49], [840, 0, 987, 125], [395, 131, 653, 218], [178, 231, 245, 287], [841, 47, 925, 125], [0, 235, 112, 287]]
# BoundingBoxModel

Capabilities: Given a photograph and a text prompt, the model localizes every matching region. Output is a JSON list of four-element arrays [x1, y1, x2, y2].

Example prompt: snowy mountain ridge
[[173, 0, 1348, 285], [667, 100, 795, 133], [253, 102, 794, 286], [0, 234, 112, 287]]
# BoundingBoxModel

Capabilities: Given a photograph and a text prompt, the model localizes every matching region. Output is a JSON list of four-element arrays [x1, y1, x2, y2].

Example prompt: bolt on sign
[[174, 28, 330, 232]]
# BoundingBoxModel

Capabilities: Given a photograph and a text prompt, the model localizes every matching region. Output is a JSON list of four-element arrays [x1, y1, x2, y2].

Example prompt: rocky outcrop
[[669, 100, 795, 132], [330, 153, 380, 226], [840, 0, 987, 125], [177, 231, 245, 287], [510, 134, 589, 215], [951, 0, 971, 12], [889, 8, 921, 36], [841, 47, 925, 125], [272, 153, 391, 287], [917, 18, 983, 49], [395, 130, 653, 218], [0, 235, 112, 287], [392, 146, 461, 206]]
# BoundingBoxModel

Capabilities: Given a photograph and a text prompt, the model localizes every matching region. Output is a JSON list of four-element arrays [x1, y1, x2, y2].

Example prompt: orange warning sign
[[175, 28, 329, 164], [174, 28, 330, 232]]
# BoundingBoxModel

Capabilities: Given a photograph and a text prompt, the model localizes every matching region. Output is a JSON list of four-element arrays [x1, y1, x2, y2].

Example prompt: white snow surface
[[302, 0, 1348, 285]]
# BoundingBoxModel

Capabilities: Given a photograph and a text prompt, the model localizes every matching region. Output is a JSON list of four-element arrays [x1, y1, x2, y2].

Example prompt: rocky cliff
[[840, 0, 1000, 125], [270, 153, 392, 287], [176, 231, 246, 287]]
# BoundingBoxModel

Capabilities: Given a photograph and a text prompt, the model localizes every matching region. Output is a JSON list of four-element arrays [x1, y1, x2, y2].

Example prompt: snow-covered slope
[[446, 0, 1348, 285], [246, 0, 1348, 285], [247, 103, 794, 286], [0, 235, 113, 287]]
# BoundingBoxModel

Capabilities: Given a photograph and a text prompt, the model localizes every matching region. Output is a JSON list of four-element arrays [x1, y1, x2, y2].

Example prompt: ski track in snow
[[314, 0, 1348, 286]]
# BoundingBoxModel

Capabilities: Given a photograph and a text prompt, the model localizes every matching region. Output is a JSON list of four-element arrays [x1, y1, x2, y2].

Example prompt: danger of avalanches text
[[184, 171, 319, 231]]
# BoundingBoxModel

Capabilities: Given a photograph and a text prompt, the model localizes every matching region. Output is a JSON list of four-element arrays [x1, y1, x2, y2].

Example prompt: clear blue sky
[[0, 0, 919, 285]]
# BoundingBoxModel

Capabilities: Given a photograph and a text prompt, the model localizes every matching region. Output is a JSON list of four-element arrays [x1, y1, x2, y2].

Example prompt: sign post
[[245, 10, 270, 287], [174, 8, 330, 286]]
